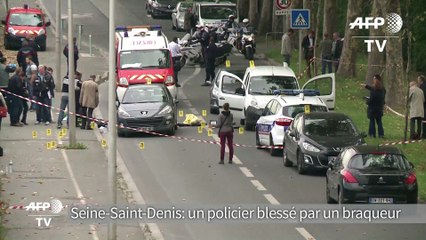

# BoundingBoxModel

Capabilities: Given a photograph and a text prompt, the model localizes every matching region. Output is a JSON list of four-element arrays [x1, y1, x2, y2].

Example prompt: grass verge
[[264, 46, 426, 202], [57, 142, 88, 150]]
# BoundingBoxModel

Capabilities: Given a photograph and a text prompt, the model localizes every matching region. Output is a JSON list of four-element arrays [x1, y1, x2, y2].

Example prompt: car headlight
[[118, 107, 131, 118], [38, 29, 45, 35], [119, 77, 128, 86], [302, 142, 320, 152], [8, 27, 17, 35], [165, 75, 174, 85], [248, 37, 253, 41], [158, 105, 172, 116]]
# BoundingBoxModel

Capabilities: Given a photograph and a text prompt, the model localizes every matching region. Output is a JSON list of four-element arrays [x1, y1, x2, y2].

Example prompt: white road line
[[250, 180, 267, 191], [296, 227, 317, 240], [93, 109, 165, 240], [61, 150, 99, 240], [239, 167, 254, 178], [263, 194, 280, 205]]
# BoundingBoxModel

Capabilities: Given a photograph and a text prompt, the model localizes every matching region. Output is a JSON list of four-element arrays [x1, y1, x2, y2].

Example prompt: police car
[[255, 90, 328, 156], [115, 25, 177, 100], [210, 63, 335, 130], [2, 4, 51, 50]]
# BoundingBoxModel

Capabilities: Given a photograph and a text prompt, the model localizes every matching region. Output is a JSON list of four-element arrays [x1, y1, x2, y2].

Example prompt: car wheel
[[283, 148, 293, 167], [244, 121, 254, 131], [210, 106, 219, 114], [255, 129, 261, 149], [326, 180, 337, 203], [39, 40, 46, 51], [167, 126, 176, 136], [338, 187, 346, 204], [117, 128, 127, 137], [4, 37, 11, 50], [269, 135, 281, 156], [297, 151, 306, 174]]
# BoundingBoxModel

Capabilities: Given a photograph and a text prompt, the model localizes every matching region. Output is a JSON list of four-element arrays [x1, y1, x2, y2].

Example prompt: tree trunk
[[248, 0, 258, 26], [337, 0, 366, 78], [314, 0, 323, 76], [258, 0, 273, 34], [323, 0, 338, 36], [365, 0, 386, 85], [385, 0, 404, 109], [237, 0, 249, 21]]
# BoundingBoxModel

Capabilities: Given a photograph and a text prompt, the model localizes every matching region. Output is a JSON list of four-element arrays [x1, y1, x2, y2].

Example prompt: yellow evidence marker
[[225, 59, 231, 68], [202, 110, 207, 116], [90, 121, 96, 129], [46, 142, 52, 150], [197, 126, 203, 134], [32, 131, 37, 139], [51, 141, 57, 148], [101, 139, 107, 148], [208, 128, 213, 137], [179, 110, 184, 117], [146, 78, 152, 84], [304, 104, 311, 114], [61, 128, 67, 136], [46, 128, 52, 136], [249, 60, 255, 68], [239, 127, 244, 134], [139, 142, 145, 150]]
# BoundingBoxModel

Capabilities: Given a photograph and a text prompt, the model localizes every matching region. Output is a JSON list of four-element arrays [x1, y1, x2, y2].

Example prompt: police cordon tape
[[0, 88, 281, 149]]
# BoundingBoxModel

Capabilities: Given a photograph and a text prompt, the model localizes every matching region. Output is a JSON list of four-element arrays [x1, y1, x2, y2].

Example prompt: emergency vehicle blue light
[[115, 26, 127, 32], [276, 89, 320, 96], [150, 25, 162, 30]]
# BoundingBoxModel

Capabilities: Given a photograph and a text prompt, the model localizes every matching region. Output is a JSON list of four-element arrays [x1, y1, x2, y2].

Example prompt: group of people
[[281, 29, 343, 77], [362, 74, 426, 140]]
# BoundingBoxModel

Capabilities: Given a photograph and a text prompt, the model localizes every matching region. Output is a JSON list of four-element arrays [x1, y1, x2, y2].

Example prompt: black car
[[326, 145, 418, 204], [146, 0, 178, 18], [117, 84, 177, 137], [283, 112, 365, 174]]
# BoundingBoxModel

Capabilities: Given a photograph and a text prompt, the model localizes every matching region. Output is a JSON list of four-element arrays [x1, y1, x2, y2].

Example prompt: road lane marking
[[239, 167, 254, 178], [251, 180, 267, 191], [296, 227, 317, 240], [264, 194, 280, 205]]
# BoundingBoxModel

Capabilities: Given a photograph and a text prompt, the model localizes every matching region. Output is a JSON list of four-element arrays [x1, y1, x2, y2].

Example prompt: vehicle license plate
[[140, 127, 154, 131], [369, 198, 393, 204]]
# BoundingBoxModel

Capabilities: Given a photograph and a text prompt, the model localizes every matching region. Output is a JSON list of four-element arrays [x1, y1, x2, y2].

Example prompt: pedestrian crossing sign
[[290, 9, 310, 29]]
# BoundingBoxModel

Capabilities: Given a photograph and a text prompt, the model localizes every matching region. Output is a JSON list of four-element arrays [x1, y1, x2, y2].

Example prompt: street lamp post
[[67, 0, 76, 146], [55, 0, 61, 92]]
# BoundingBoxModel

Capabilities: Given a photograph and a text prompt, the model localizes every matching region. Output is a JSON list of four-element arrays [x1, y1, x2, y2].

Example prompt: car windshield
[[179, 3, 192, 12], [9, 13, 43, 26], [349, 154, 411, 171], [248, 76, 298, 95], [120, 50, 170, 69], [200, 6, 237, 20], [157, 0, 178, 5], [304, 117, 358, 137], [283, 105, 328, 118], [123, 86, 169, 104]]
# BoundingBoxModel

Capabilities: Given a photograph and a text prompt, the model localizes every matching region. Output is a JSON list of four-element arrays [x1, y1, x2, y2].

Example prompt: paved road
[[39, 0, 426, 239]]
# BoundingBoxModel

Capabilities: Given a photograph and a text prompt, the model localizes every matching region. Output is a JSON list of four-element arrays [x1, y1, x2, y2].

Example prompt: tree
[[237, 0, 249, 21], [248, 0, 258, 26], [323, 0, 338, 36], [365, 0, 386, 85], [258, 0, 273, 34], [384, 0, 405, 109], [337, 0, 366, 78]]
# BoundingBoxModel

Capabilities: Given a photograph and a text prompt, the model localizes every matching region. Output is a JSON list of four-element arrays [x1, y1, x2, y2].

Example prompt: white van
[[192, 1, 238, 27]]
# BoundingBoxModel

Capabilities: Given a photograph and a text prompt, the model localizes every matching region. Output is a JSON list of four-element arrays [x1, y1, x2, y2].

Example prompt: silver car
[[172, 2, 192, 31]]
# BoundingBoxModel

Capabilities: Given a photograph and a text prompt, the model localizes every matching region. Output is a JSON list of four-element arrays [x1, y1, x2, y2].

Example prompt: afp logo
[[349, 13, 403, 34]]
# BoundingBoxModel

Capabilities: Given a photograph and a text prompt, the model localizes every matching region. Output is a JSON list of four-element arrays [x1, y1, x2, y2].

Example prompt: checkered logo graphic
[[386, 13, 403, 34]]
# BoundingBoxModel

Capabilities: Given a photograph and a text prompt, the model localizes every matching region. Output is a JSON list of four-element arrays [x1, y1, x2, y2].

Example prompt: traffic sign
[[276, 0, 292, 10], [290, 9, 310, 29], [275, 9, 289, 15]]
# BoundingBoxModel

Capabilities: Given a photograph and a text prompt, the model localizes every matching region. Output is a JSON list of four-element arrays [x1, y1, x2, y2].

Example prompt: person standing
[[419, 75, 426, 139], [79, 75, 99, 130], [0, 91, 7, 130], [184, 7, 195, 34], [216, 103, 234, 164], [195, 25, 209, 66], [34, 65, 55, 125], [281, 29, 294, 66], [362, 74, 386, 138], [17, 40, 39, 71], [75, 72, 83, 127], [302, 30, 315, 78], [332, 32, 343, 72], [25, 56, 38, 112], [0, 57, 10, 88], [8, 68, 25, 127], [408, 81, 425, 140], [63, 37, 79, 75], [57, 75, 71, 129], [319, 33, 333, 74], [168, 37, 182, 87], [203, 36, 218, 86]]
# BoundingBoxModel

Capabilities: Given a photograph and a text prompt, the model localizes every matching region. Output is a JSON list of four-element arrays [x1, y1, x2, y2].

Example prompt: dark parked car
[[146, 0, 178, 18], [326, 145, 418, 204], [283, 112, 365, 174], [117, 84, 177, 137]]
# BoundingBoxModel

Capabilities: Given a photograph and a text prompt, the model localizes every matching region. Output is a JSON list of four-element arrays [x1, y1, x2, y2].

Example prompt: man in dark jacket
[[63, 37, 79, 75], [8, 69, 26, 126], [418, 75, 426, 139], [203, 37, 217, 86], [362, 74, 386, 138], [302, 30, 315, 78], [34, 65, 55, 125], [332, 32, 343, 72], [184, 7, 195, 34], [17, 40, 39, 72], [194, 25, 209, 65]]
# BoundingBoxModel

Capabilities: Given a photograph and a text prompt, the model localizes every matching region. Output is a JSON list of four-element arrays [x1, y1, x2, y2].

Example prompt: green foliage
[[58, 142, 88, 150]]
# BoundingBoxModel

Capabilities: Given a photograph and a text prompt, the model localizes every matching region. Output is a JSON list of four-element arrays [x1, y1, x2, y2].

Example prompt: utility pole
[[67, 0, 76, 146], [107, 0, 117, 239], [55, 0, 61, 92]]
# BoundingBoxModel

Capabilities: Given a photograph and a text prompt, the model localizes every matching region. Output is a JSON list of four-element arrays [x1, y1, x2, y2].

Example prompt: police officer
[[203, 36, 218, 86], [195, 25, 209, 66], [168, 37, 182, 87]]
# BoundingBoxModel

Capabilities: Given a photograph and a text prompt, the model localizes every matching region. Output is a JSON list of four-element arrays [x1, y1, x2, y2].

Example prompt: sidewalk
[[0, 29, 145, 239]]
